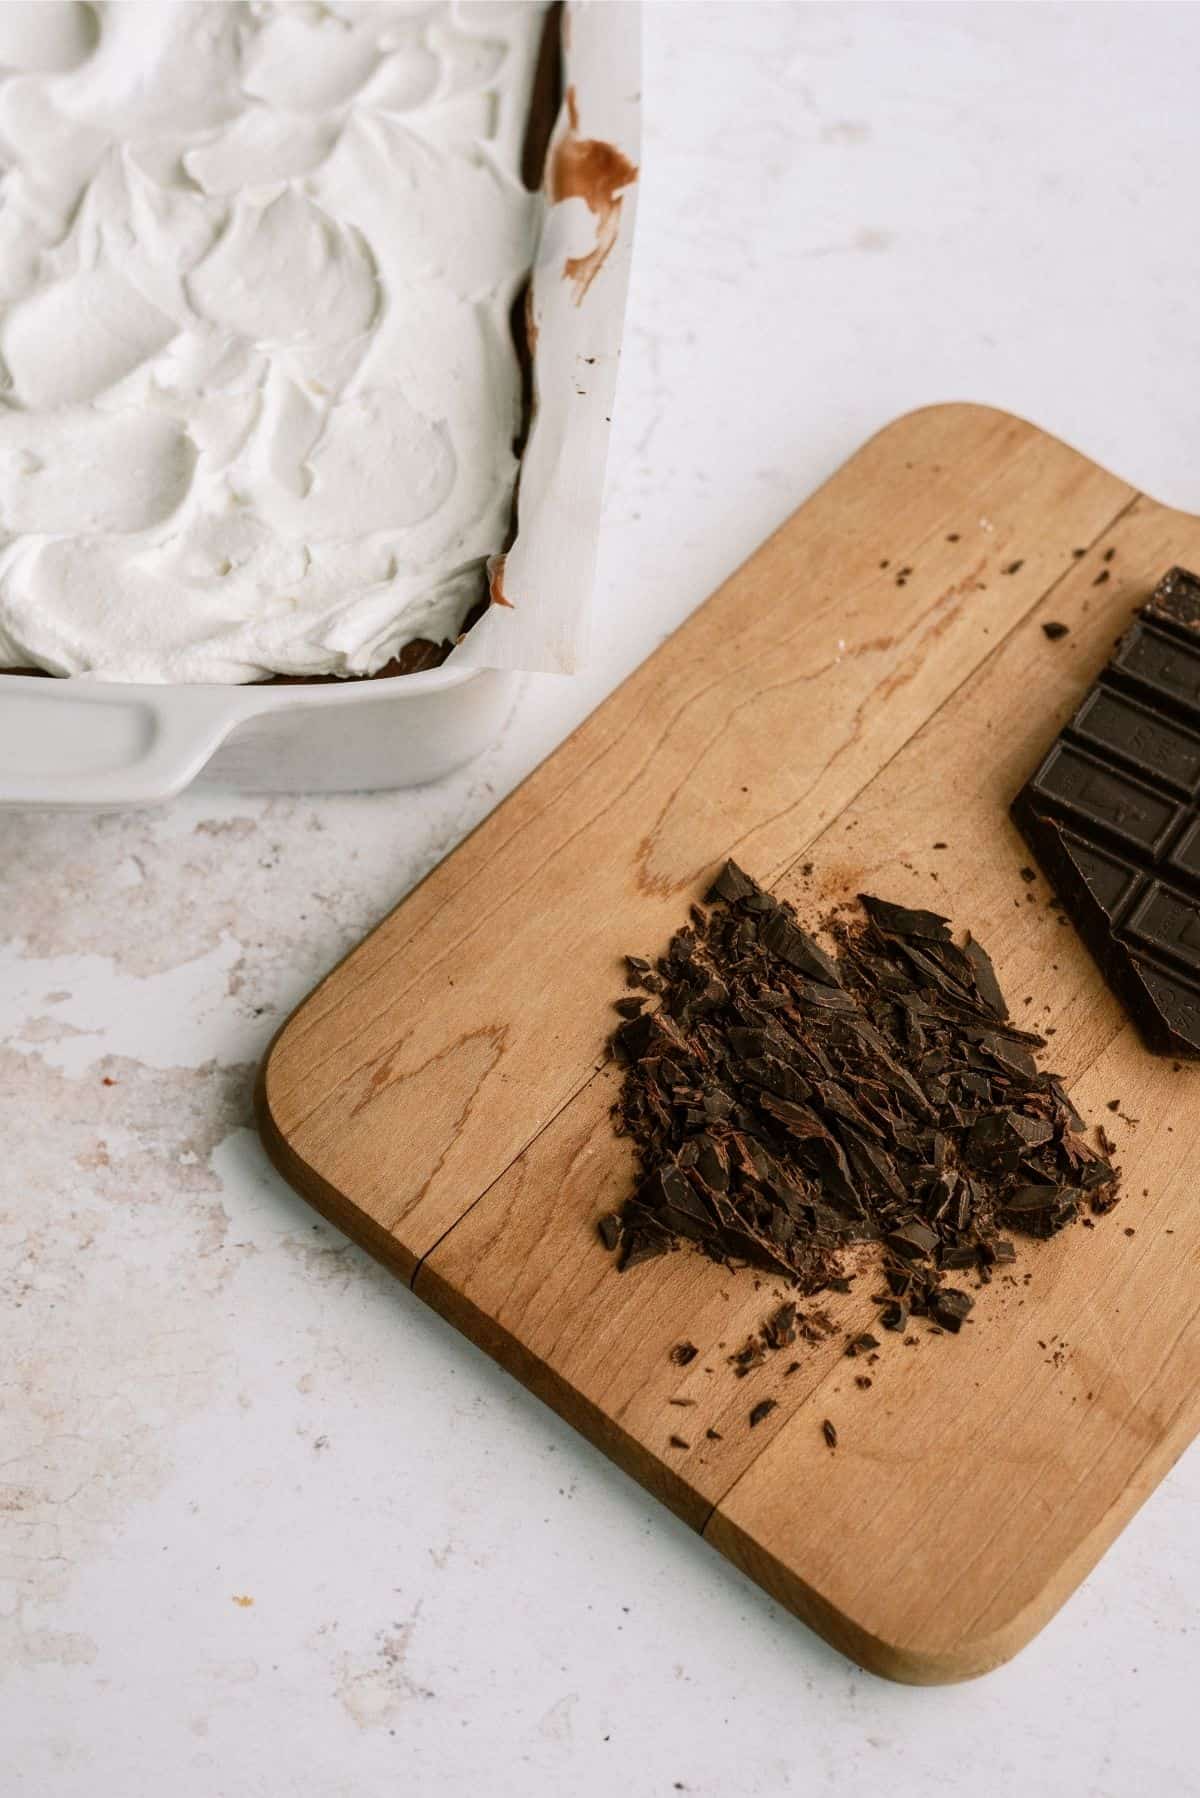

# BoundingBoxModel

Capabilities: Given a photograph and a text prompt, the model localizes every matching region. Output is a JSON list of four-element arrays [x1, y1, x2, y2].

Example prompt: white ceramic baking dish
[[0, 663, 520, 806], [0, 0, 639, 810]]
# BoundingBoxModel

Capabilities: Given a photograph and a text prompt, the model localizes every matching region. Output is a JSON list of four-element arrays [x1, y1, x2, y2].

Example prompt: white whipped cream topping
[[0, 0, 542, 681]]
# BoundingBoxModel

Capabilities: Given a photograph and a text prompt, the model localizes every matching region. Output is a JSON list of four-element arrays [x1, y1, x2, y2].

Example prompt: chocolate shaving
[[597, 1213, 622, 1252]]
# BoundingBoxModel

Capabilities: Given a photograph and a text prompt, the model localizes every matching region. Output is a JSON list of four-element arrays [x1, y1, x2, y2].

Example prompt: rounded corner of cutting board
[[858, 400, 1145, 504], [847, 1622, 1033, 1688], [859, 1589, 1068, 1686], [707, 1513, 1060, 1686], [254, 1016, 308, 1184], [861, 398, 1029, 454], [848, 1606, 1049, 1687], [254, 998, 334, 1204]]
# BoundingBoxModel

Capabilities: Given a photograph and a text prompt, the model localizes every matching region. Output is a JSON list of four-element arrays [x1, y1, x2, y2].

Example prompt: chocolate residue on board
[[551, 84, 639, 303], [487, 552, 513, 608]]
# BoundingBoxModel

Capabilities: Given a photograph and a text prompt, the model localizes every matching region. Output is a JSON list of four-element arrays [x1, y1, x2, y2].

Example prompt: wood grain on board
[[258, 404, 1200, 1682]]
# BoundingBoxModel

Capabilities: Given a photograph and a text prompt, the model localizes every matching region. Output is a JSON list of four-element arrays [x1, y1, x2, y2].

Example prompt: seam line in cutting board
[[411, 488, 1143, 1316]]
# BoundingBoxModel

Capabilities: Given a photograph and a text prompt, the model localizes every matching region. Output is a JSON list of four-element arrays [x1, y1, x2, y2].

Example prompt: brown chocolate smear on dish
[[605, 862, 1118, 1352], [522, 2, 566, 191]]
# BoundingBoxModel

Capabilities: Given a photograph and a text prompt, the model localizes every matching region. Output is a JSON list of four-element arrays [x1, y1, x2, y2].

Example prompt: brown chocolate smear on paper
[[551, 84, 639, 303]]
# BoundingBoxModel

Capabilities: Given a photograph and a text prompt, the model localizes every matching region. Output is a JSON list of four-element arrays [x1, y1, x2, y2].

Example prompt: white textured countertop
[[4, 6, 1199, 1793]]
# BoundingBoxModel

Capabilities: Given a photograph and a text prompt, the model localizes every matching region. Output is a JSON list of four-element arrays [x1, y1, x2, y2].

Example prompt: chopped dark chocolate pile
[[605, 862, 1119, 1350], [1013, 565, 1200, 1057]]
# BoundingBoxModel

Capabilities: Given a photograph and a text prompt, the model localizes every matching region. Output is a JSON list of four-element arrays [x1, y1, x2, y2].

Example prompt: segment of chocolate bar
[[1012, 566, 1200, 1056]]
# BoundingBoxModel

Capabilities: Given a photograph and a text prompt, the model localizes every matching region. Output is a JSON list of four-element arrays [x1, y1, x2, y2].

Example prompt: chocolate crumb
[[748, 1399, 778, 1428], [1041, 621, 1070, 641], [668, 1435, 689, 1450], [1093, 569, 1110, 586], [669, 1341, 698, 1367], [822, 1419, 838, 1450]]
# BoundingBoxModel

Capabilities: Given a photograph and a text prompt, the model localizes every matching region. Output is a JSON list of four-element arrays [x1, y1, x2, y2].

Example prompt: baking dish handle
[[0, 678, 251, 809]]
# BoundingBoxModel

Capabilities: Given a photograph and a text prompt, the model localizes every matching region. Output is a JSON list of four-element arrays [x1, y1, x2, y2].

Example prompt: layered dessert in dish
[[0, 0, 554, 683]]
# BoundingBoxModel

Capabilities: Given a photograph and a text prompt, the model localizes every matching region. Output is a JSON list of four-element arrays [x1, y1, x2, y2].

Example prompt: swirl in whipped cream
[[0, 1, 542, 681]]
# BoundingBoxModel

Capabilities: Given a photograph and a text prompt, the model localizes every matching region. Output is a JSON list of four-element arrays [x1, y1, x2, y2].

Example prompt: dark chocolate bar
[[1012, 566, 1200, 1056]]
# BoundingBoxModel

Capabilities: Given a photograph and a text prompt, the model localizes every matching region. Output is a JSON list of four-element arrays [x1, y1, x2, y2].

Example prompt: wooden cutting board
[[257, 404, 1200, 1684]]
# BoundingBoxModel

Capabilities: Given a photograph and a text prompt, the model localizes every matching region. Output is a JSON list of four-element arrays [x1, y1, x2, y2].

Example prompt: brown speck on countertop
[[1093, 570, 1110, 587], [1042, 620, 1070, 641]]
